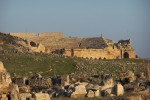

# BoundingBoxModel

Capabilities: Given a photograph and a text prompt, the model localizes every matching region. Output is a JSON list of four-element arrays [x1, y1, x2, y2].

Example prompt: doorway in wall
[[124, 52, 129, 58]]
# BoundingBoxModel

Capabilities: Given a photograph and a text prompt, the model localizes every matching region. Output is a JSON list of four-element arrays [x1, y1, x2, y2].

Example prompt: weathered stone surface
[[103, 87, 112, 96], [87, 90, 94, 97], [19, 86, 30, 93], [20, 93, 31, 100], [0, 61, 12, 93], [0, 61, 5, 72], [95, 90, 100, 97], [0, 94, 8, 100], [71, 84, 87, 98], [33, 93, 50, 100], [10, 32, 136, 59], [113, 83, 124, 96], [126, 95, 142, 100], [10, 89, 20, 100], [101, 77, 114, 90]]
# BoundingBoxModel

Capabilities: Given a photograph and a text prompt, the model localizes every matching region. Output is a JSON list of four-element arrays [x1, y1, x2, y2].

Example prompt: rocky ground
[[0, 57, 150, 100]]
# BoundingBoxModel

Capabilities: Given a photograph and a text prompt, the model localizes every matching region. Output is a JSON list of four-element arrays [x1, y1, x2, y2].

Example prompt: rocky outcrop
[[0, 61, 12, 93], [29, 41, 46, 53]]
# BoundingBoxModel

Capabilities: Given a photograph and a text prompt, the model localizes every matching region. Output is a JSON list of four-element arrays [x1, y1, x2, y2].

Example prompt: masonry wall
[[10, 32, 64, 40], [122, 50, 136, 58], [10, 32, 37, 39], [39, 32, 64, 39], [65, 48, 121, 59]]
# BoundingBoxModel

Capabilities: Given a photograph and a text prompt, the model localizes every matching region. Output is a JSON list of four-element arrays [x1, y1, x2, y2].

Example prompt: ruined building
[[10, 32, 136, 59]]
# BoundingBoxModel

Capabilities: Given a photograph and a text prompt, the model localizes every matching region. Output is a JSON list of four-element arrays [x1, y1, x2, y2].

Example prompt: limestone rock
[[29, 41, 46, 53], [0, 61, 5, 72], [33, 93, 50, 100], [19, 85, 30, 93], [87, 90, 94, 97], [71, 84, 87, 98], [101, 77, 114, 90], [0, 94, 8, 100], [95, 90, 100, 97], [10, 87, 20, 100], [127, 71, 136, 82], [20, 93, 31, 100], [113, 83, 124, 96], [36, 43, 45, 53], [0, 61, 12, 93], [103, 87, 112, 96]]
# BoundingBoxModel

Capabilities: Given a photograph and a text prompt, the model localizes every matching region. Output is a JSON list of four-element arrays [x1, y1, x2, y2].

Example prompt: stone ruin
[[0, 61, 51, 100], [0, 60, 150, 99], [9, 32, 136, 59]]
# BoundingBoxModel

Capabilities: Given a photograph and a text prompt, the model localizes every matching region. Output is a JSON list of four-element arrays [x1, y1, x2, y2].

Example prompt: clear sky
[[0, 0, 150, 58]]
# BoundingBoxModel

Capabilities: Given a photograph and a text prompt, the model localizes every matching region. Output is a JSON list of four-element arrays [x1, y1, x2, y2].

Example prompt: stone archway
[[123, 52, 129, 58]]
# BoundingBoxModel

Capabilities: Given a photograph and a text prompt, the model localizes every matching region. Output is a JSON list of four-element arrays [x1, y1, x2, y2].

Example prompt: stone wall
[[65, 48, 136, 59], [65, 48, 121, 59], [10, 32, 65, 51], [121, 50, 136, 59], [39, 32, 64, 39], [10, 32, 64, 40], [10, 32, 37, 39]]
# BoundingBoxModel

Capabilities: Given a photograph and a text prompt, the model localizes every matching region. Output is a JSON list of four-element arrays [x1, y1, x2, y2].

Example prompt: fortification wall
[[10, 32, 64, 40], [39, 32, 64, 39], [10, 32, 37, 39], [65, 49, 121, 59]]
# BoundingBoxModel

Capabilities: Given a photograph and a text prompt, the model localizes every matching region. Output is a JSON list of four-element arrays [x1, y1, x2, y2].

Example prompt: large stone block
[[33, 93, 50, 100], [71, 84, 87, 98], [113, 83, 124, 96]]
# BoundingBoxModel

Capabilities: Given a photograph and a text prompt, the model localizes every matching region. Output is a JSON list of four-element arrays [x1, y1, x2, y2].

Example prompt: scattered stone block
[[71, 85, 87, 98], [20, 93, 31, 100], [113, 83, 124, 96], [33, 93, 50, 100], [87, 90, 94, 97]]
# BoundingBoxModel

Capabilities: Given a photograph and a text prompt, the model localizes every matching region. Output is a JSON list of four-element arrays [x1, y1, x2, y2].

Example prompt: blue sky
[[0, 0, 150, 58]]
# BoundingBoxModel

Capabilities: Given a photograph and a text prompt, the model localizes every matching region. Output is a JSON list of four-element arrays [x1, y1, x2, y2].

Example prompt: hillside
[[0, 52, 149, 80], [0, 32, 29, 53]]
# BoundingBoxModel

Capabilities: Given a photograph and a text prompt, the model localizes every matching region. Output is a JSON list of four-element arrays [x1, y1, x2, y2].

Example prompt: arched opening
[[30, 41, 37, 47], [71, 49, 74, 56], [124, 52, 129, 58], [24, 79, 29, 85]]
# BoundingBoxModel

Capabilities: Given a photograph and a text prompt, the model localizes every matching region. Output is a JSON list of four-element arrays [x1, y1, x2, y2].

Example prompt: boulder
[[103, 87, 112, 96], [101, 77, 114, 90], [87, 90, 94, 97], [0, 61, 5, 72], [10, 89, 20, 100], [127, 71, 136, 82], [113, 83, 124, 96], [95, 90, 100, 97], [71, 84, 87, 98], [0, 94, 8, 100], [0, 61, 12, 93], [20, 93, 31, 100], [19, 85, 30, 93], [33, 93, 50, 100]]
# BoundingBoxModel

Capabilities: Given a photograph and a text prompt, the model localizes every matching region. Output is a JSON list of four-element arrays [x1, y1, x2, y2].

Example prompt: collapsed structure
[[10, 32, 136, 59]]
